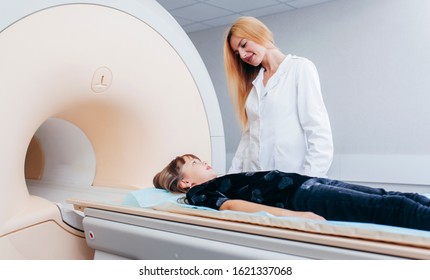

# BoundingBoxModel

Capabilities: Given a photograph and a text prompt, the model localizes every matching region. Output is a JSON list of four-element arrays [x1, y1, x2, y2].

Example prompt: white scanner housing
[[0, 0, 225, 259]]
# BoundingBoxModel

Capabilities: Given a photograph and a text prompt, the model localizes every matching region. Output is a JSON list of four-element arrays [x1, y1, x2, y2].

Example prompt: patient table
[[68, 191, 430, 260]]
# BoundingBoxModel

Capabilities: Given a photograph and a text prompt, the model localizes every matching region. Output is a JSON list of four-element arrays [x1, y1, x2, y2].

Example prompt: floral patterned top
[[186, 170, 312, 210]]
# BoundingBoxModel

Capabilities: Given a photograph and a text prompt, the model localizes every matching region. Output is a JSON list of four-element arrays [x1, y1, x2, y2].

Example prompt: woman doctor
[[224, 16, 333, 177]]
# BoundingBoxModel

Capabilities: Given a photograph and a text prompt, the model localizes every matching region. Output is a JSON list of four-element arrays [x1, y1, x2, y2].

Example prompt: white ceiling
[[155, 0, 335, 33]]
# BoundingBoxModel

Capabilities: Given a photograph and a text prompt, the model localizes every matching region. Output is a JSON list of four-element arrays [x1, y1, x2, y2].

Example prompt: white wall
[[189, 0, 430, 190]]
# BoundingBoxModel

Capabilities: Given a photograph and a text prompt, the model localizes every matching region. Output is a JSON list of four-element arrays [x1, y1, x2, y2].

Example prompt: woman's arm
[[220, 199, 325, 221], [297, 59, 333, 177], [228, 125, 250, 174]]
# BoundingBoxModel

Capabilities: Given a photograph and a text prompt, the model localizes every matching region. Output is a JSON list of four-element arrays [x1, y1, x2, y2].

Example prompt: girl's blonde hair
[[153, 154, 200, 193], [224, 16, 275, 128]]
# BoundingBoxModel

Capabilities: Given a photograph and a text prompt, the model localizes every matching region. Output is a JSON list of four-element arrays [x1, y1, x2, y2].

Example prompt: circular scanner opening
[[25, 118, 96, 203]]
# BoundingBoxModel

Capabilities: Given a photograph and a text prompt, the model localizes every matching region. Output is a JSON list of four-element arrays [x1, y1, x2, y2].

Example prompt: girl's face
[[179, 156, 217, 190], [229, 34, 266, 66]]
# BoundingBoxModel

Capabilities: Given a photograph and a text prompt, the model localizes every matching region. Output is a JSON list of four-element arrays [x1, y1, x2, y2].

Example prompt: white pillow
[[122, 188, 184, 208]]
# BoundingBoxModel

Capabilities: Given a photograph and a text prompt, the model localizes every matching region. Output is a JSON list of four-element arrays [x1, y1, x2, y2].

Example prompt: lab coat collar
[[253, 54, 292, 96]]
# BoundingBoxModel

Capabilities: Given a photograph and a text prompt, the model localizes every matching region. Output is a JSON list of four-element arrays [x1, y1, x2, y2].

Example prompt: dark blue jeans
[[290, 178, 430, 231]]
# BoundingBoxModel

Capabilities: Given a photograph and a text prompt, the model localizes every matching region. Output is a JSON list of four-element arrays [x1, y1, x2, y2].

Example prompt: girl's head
[[223, 16, 275, 128], [153, 154, 217, 193]]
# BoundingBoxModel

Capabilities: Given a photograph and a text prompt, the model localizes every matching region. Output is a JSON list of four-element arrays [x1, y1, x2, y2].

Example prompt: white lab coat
[[228, 55, 333, 177]]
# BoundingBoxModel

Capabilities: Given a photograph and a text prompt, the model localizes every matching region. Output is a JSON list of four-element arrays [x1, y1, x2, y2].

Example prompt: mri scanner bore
[[0, 0, 224, 259]]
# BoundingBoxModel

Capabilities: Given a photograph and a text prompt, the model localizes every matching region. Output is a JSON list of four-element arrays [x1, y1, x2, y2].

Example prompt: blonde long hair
[[224, 16, 275, 128]]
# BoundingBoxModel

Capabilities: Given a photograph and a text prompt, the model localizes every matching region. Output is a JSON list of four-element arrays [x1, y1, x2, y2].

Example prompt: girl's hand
[[221, 200, 326, 221], [296, 211, 326, 221]]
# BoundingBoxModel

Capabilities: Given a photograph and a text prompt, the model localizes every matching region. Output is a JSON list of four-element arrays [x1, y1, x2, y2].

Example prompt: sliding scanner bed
[[0, 0, 224, 259], [65, 188, 430, 260]]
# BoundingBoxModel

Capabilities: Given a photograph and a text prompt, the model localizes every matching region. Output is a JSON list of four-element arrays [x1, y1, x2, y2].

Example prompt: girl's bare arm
[[220, 199, 325, 221]]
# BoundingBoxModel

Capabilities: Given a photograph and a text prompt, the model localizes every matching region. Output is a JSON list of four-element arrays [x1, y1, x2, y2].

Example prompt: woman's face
[[179, 156, 217, 189], [229, 34, 266, 66]]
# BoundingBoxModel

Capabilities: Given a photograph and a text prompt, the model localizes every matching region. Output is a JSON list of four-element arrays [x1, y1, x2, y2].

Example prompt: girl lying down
[[153, 154, 430, 231]]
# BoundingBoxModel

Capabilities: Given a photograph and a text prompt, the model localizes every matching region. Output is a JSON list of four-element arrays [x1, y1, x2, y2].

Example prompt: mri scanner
[[1, 0, 430, 260], [0, 0, 224, 259]]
